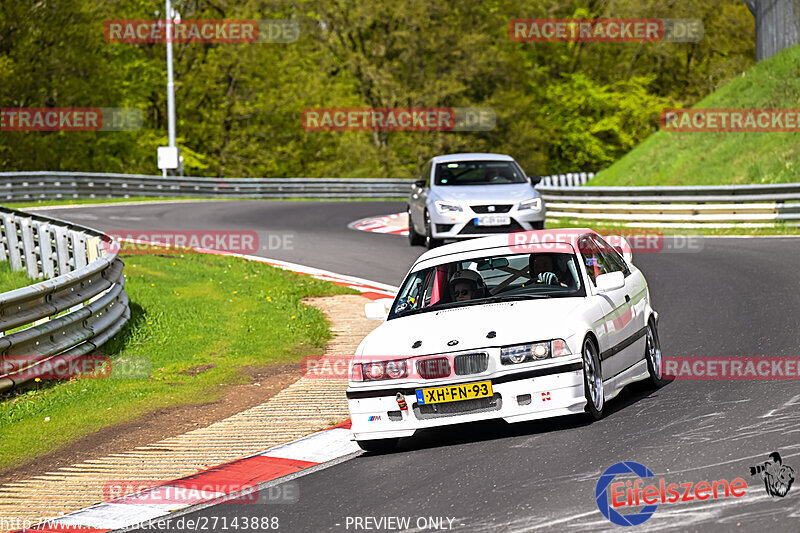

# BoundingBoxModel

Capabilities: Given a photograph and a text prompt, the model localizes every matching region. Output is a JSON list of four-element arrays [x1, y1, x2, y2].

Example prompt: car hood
[[356, 297, 584, 359], [433, 183, 538, 204]]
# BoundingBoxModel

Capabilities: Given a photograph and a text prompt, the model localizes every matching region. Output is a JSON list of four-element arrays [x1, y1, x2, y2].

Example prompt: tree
[[745, 0, 800, 61]]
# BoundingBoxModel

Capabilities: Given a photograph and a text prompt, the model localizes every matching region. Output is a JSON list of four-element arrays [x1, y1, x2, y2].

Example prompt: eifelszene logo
[[749, 452, 795, 498], [596, 462, 658, 526], [595, 461, 748, 526]]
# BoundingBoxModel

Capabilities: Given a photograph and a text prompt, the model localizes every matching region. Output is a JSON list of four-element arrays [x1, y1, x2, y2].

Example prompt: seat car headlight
[[434, 201, 463, 214], [518, 198, 542, 211], [500, 339, 571, 365]]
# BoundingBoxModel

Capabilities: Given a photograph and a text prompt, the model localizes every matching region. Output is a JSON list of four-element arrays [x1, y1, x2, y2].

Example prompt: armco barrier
[[539, 183, 800, 226], [537, 172, 595, 187], [4, 171, 797, 226], [0, 171, 593, 201], [0, 172, 414, 200], [0, 207, 129, 392]]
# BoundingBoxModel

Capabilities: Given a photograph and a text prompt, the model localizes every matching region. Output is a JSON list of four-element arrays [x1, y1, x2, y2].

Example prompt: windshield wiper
[[391, 294, 552, 319], [485, 294, 552, 303]]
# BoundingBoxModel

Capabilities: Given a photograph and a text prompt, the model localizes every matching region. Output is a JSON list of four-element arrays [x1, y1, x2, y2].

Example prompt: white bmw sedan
[[347, 229, 664, 452]]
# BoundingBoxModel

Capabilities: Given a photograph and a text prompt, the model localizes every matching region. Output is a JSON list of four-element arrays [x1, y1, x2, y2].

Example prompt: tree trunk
[[745, 0, 800, 61]]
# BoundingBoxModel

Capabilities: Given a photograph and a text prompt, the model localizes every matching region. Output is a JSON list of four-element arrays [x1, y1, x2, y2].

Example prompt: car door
[[580, 236, 634, 380], [591, 235, 644, 377], [595, 236, 648, 366]]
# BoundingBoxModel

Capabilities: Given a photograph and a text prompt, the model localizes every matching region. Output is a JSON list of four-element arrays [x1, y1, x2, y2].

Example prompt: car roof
[[431, 153, 515, 164], [412, 228, 599, 267]]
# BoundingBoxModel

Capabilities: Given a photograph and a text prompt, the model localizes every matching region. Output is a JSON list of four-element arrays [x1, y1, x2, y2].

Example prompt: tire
[[643, 318, 666, 388], [356, 438, 398, 453], [582, 336, 604, 420], [424, 210, 441, 249], [532, 220, 546, 230], [407, 207, 424, 246]]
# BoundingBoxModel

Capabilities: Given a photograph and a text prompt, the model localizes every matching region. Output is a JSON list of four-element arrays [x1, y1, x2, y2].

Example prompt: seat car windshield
[[434, 160, 527, 186], [390, 252, 584, 319]]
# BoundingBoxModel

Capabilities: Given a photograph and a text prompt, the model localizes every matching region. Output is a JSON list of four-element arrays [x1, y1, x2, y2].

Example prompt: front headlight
[[500, 339, 571, 365], [357, 359, 409, 381], [518, 197, 542, 211], [434, 201, 463, 214]]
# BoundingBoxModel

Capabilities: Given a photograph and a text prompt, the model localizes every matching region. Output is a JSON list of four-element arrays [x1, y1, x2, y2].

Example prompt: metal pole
[[165, 0, 176, 150]]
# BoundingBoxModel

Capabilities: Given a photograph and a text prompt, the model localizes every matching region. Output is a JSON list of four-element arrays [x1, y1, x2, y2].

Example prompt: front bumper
[[347, 361, 585, 441], [428, 204, 546, 239]]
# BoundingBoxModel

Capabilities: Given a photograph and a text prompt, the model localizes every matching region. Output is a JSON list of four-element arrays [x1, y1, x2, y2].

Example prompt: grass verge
[[0, 261, 32, 293], [0, 251, 357, 470], [591, 45, 800, 186]]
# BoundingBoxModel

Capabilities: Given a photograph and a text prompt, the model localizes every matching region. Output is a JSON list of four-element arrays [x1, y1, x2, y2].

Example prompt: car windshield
[[389, 252, 584, 319], [434, 160, 527, 186]]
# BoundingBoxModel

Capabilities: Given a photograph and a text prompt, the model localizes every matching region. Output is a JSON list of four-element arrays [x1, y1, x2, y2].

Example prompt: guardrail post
[[20, 218, 40, 279], [2, 214, 23, 271], [71, 231, 88, 269], [35, 222, 56, 279], [86, 236, 100, 264], [53, 226, 72, 275], [0, 223, 7, 263]]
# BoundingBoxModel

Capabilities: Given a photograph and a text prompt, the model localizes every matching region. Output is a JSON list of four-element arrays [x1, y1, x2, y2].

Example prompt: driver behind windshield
[[531, 254, 568, 287], [448, 270, 487, 302]]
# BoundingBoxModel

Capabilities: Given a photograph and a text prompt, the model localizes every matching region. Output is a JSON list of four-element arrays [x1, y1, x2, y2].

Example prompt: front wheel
[[582, 337, 604, 420], [407, 207, 424, 246], [356, 438, 398, 453], [643, 318, 666, 388], [424, 210, 441, 250]]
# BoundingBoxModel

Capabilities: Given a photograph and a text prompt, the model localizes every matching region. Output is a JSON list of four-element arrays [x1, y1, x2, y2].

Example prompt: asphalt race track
[[41, 201, 800, 532]]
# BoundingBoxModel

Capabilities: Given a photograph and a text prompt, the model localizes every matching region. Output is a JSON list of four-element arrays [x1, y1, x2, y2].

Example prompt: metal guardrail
[[0, 172, 415, 200], [539, 183, 800, 226], [0, 207, 129, 392], [0, 171, 594, 201], [536, 172, 595, 187], [4, 170, 797, 226]]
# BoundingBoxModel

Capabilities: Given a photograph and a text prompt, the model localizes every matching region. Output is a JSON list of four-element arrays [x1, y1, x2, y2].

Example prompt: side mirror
[[595, 271, 625, 293], [414, 179, 426, 188], [528, 175, 542, 186], [364, 298, 393, 320]]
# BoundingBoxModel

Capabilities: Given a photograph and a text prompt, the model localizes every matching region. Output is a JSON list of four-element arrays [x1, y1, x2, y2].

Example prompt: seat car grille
[[413, 393, 502, 419], [454, 353, 489, 375], [459, 219, 523, 234], [471, 204, 512, 214]]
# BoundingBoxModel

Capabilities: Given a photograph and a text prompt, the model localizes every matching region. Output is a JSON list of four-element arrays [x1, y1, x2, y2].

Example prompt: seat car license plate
[[475, 215, 510, 226], [415, 380, 493, 405]]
